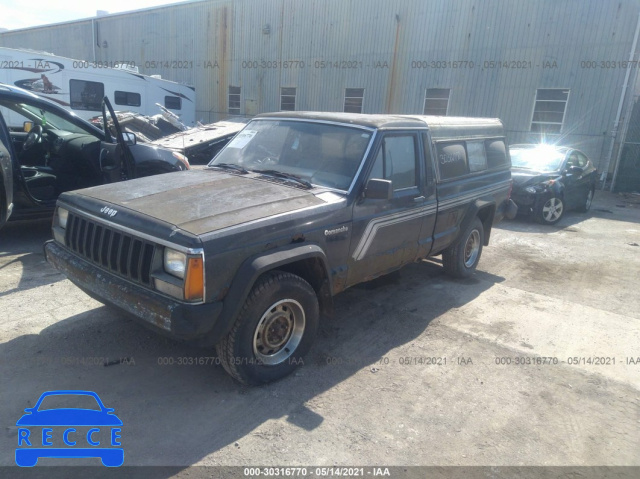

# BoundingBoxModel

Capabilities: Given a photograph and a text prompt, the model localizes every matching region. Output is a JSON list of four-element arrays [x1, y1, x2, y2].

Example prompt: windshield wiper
[[251, 169, 312, 189], [209, 163, 249, 174]]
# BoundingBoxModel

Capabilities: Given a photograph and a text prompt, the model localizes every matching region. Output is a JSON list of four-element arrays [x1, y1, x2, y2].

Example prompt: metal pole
[[610, 92, 638, 192], [600, 11, 640, 188], [92, 19, 96, 62]]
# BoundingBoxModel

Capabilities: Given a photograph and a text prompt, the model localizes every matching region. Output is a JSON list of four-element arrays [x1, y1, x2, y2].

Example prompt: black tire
[[534, 195, 564, 225], [0, 182, 6, 229], [577, 187, 595, 213], [442, 217, 484, 279], [215, 271, 319, 385]]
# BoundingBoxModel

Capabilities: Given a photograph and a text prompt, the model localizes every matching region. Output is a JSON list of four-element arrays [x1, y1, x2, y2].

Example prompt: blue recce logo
[[15, 390, 123, 467]]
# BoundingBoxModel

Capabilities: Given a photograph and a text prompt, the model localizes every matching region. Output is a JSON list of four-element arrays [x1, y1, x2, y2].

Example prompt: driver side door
[[98, 142, 125, 183], [99, 97, 135, 183], [0, 111, 15, 228], [347, 132, 425, 285]]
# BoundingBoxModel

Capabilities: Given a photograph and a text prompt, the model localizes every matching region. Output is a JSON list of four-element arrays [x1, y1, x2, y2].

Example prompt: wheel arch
[[204, 243, 333, 347], [475, 203, 496, 246], [457, 199, 496, 247]]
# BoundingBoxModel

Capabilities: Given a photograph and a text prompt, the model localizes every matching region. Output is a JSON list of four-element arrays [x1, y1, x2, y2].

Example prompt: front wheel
[[577, 187, 595, 213], [0, 182, 7, 230], [535, 195, 564, 225], [215, 271, 319, 385], [442, 217, 484, 279]]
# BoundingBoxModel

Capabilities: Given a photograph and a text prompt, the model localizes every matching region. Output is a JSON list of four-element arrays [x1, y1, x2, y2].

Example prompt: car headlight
[[52, 207, 69, 244], [157, 248, 204, 301], [164, 248, 187, 279], [58, 207, 69, 229], [525, 186, 538, 194]]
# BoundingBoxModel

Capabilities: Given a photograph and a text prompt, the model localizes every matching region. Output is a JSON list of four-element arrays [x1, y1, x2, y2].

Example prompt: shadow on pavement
[[1, 259, 504, 476]]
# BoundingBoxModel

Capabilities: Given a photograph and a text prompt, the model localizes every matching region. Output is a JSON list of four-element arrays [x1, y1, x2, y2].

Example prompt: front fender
[[194, 243, 332, 346]]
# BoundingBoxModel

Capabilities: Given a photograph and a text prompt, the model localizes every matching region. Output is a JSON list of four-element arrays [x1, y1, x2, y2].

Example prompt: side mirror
[[364, 178, 393, 200], [122, 132, 137, 146], [567, 165, 583, 175], [23, 121, 34, 133]]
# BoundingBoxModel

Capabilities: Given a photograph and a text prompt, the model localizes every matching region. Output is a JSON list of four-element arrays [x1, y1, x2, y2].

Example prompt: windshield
[[209, 119, 372, 190], [510, 146, 565, 172], [0, 100, 95, 136]]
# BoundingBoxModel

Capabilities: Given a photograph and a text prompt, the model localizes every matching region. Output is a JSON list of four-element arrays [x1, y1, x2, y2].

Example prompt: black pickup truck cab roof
[[44, 111, 516, 384]]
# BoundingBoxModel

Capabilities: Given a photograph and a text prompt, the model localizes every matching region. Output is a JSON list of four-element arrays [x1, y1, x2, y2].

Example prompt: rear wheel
[[577, 187, 595, 213], [535, 195, 564, 225], [442, 217, 484, 278], [215, 271, 319, 385]]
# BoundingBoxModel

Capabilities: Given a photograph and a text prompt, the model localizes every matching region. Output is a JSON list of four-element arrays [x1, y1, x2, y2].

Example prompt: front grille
[[65, 212, 155, 287]]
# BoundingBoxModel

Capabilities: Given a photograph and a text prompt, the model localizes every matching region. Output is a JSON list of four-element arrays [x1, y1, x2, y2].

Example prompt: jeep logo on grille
[[100, 206, 118, 218]]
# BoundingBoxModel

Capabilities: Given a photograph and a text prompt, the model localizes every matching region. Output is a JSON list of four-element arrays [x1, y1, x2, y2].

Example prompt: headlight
[[164, 248, 187, 279], [157, 249, 204, 302], [58, 207, 69, 229], [53, 207, 69, 244], [525, 186, 537, 194]]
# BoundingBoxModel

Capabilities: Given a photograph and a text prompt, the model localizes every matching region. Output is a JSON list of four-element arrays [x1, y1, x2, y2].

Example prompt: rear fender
[[457, 200, 496, 247]]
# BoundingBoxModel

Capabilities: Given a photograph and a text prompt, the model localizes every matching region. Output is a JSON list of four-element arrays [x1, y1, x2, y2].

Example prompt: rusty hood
[[70, 169, 326, 236]]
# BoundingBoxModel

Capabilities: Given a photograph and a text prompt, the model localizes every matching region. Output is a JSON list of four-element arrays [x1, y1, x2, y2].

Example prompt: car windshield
[[37, 394, 102, 411], [510, 146, 565, 172], [0, 100, 94, 135], [209, 119, 373, 190]]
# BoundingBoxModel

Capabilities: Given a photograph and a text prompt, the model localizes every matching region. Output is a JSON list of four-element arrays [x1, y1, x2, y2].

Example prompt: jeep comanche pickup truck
[[44, 112, 517, 384]]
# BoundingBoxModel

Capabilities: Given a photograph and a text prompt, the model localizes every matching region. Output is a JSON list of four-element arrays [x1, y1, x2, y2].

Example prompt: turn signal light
[[184, 257, 204, 301]]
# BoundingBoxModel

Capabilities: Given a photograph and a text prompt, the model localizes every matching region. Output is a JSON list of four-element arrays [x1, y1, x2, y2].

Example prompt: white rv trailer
[[0, 47, 196, 126]]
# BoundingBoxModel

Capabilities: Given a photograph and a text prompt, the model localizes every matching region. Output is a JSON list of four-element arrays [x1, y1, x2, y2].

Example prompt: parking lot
[[1, 191, 639, 472]]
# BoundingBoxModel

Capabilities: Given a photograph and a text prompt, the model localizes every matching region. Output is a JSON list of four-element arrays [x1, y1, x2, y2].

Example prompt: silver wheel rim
[[253, 299, 305, 365], [585, 190, 593, 210], [542, 197, 563, 222], [464, 230, 481, 268]]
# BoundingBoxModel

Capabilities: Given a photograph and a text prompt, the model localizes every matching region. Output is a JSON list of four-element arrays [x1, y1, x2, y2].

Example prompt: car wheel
[[442, 217, 484, 279], [215, 271, 319, 385], [0, 182, 6, 229], [578, 187, 595, 213], [534, 195, 564, 225]]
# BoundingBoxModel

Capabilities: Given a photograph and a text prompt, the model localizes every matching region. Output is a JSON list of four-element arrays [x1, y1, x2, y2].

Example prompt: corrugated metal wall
[[2, 0, 639, 167]]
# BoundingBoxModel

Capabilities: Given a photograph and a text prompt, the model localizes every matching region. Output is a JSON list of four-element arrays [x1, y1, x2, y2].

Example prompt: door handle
[[413, 196, 425, 202]]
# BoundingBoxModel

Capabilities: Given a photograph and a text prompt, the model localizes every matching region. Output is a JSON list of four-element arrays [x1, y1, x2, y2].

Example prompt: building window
[[114, 91, 141, 107], [165, 96, 182, 110], [229, 86, 241, 115], [69, 79, 104, 111], [423, 88, 450, 115], [531, 89, 569, 133], [344, 88, 364, 113], [280, 87, 296, 111]]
